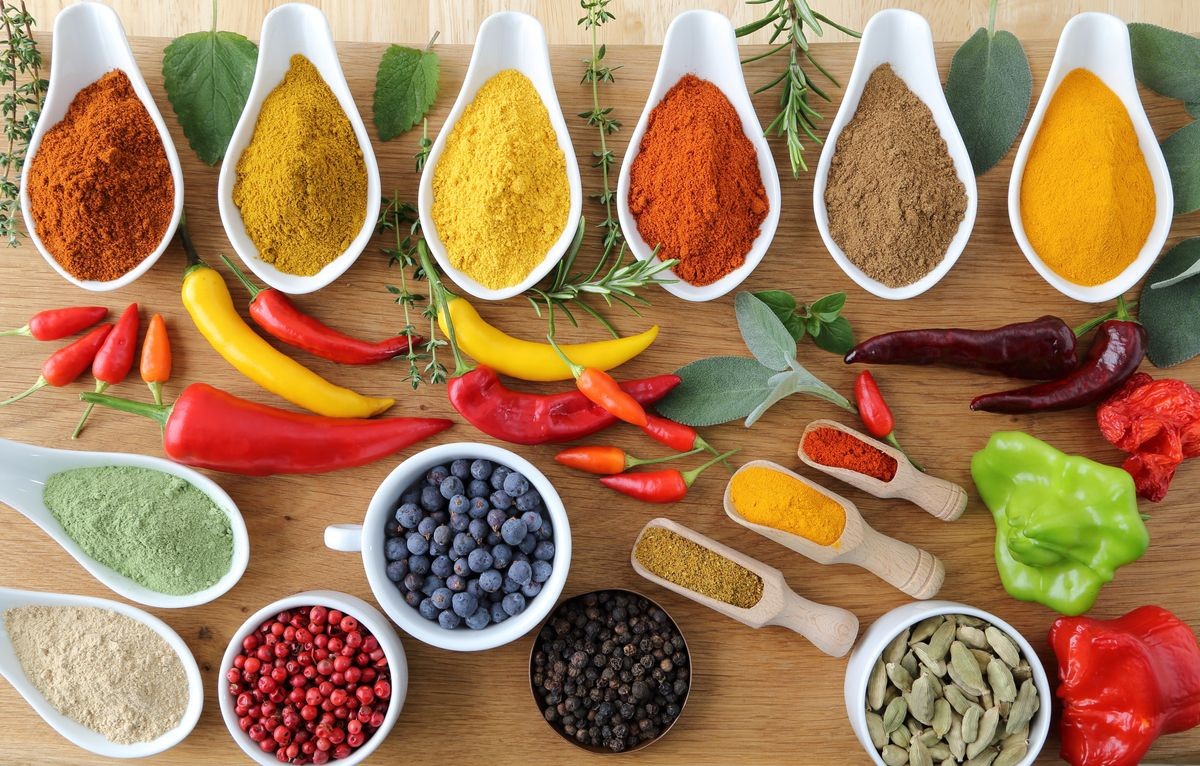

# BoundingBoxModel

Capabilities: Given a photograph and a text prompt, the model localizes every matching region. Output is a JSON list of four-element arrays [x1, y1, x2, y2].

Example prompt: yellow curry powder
[[432, 69, 570, 290], [730, 467, 846, 546], [634, 527, 763, 609], [233, 55, 367, 276], [1020, 68, 1154, 287]]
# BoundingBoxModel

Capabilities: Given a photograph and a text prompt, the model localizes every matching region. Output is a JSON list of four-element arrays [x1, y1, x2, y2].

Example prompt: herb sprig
[[379, 196, 446, 388], [1, 0, 45, 247], [754, 289, 854, 354]]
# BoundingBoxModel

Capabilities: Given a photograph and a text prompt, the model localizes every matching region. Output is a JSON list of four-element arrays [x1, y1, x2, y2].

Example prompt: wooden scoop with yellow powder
[[723, 461, 944, 600]]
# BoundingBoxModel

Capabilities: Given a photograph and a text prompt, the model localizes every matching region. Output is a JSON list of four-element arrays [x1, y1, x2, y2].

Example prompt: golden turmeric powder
[[729, 466, 845, 546], [432, 69, 570, 290], [1020, 68, 1155, 286], [233, 55, 367, 276]]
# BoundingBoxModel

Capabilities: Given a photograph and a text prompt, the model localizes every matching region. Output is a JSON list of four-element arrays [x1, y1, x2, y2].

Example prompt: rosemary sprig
[[378, 196, 436, 388], [1, 1, 45, 247], [736, 0, 858, 178]]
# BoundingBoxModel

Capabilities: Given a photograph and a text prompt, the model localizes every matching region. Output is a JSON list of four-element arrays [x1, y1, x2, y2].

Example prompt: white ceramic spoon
[[218, 2, 381, 295], [1007, 12, 1172, 303], [0, 586, 203, 758], [19, 1, 183, 292], [0, 438, 249, 609], [418, 10, 583, 301], [615, 9, 782, 302], [812, 9, 977, 301]]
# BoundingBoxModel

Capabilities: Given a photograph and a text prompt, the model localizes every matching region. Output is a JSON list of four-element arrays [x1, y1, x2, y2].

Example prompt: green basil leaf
[[162, 30, 257, 165], [1139, 237, 1200, 367], [944, 27, 1032, 175], [735, 292, 797, 371], [654, 356, 775, 427], [809, 292, 846, 315], [374, 44, 440, 141], [1162, 120, 1200, 214], [1129, 23, 1200, 103], [812, 316, 855, 355]]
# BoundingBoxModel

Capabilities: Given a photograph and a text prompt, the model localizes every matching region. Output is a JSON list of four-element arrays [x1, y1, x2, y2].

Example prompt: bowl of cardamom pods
[[843, 601, 1049, 766]]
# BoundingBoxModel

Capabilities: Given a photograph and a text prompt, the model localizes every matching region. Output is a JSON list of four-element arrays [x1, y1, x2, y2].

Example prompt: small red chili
[[640, 413, 717, 454], [0, 323, 112, 407], [555, 445, 702, 475], [599, 450, 738, 503], [854, 370, 894, 439], [548, 334, 648, 427], [0, 305, 108, 341]]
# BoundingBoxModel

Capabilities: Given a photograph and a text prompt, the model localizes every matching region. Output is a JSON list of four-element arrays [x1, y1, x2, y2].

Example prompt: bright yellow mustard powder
[[234, 55, 367, 276], [1020, 68, 1155, 287], [432, 69, 570, 290], [730, 466, 846, 546]]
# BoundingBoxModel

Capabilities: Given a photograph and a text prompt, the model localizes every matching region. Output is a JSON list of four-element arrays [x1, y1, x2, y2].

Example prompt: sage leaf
[[812, 315, 854, 354], [374, 43, 440, 141], [944, 21, 1031, 175], [754, 290, 806, 342], [1139, 237, 1200, 367], [1189, 102, 1200, 119], [1129, 23, 1200, 103], [1162, 120, 1200, 214], [735, 292, 796, 371], [162, 30, 257, 165], [746, 371, 804, 427], [745, 363, 853, 427], [655, 356, 775, 426]]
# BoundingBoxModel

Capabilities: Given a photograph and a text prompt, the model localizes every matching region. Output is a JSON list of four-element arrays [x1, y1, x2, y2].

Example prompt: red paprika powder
[[802, 427, 897, 482], [627, 74, 768, 286]]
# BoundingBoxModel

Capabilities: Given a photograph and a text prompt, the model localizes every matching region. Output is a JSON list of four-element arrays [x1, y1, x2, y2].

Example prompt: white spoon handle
[[766, 589, 859, 658]]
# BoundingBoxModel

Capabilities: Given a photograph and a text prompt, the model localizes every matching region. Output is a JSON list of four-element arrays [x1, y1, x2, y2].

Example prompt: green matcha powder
[[44, 465, 233, 595]]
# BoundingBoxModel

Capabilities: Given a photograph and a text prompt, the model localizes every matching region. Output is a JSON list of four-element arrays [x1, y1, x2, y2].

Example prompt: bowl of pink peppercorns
[[218, 590, 408, 765]]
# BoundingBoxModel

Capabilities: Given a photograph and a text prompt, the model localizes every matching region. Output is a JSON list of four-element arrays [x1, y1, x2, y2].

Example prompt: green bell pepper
[[971, 431, 1148, 616]]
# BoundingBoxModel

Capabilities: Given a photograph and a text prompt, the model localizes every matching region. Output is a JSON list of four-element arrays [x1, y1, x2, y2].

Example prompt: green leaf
[[373, 44, 439, 141], [1139, 237, 1200, 367], [1188, 102, 1200, 119], [745, 364, 853, 427], [753, 290, 802, 340], [162, 30, 257, 165], [944, 26, 1032, 175], [654, 356, 775, 427], [783, 315, 807, 342], [735, 292, 797, 371], [1129, 23, 1200, 103], [811, 316, 855, 355], [1162, 120, 1200, 214], [809, 292, 846, 315]]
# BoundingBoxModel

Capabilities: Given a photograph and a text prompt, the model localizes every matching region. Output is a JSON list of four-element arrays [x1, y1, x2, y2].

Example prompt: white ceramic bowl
[[417, 11, 582, 301], [0, 587, 202, 758], [615, 9, 781, 302], [813, 9, 977, 301], [217, 590, 408, 766], [20, 2, 183, 292], [217, 3, 381, 295], [1007, 12, 1172, 303], [0, 437, 249, 609], [844, 600, 1050, 766], [324, 443, 572, 652]]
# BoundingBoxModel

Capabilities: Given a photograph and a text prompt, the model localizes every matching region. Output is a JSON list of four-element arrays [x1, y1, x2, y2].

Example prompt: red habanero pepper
[[0, 323, 112, 406], [555, 445, 702, 475], [221, 255, 421, 365], [1049, 606, 1200, 766], [73, 303, 139, 438], [78, 383, 452, 476], [547, 335, 648, 427], [641, 413, 717, 454], [0, 306, 107, 340], [600, 450, 738, 503], [139, 314, 172, 406]]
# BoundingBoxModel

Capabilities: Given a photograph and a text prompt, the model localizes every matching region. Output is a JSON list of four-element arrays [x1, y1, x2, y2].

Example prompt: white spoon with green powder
[[0, 437, 248, 608]]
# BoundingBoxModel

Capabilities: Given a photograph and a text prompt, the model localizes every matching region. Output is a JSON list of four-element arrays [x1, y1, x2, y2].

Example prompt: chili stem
[[630, 447, 704, 468], [79, 391, 171, 427], [1074, 299, 1139, 337], [0, 376, 46, 406], [219, 253, 265, 299], [545, 334, 586, 379], [884, 432, 924, 473], [682, 449, 740, 486], [147, 381, 163, 407], [70, 380, 108, 439]]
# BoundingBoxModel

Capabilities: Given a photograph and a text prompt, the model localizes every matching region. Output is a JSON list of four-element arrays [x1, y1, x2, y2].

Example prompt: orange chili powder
[[803, 427, 898, 482], [627, 74, 768, 286]]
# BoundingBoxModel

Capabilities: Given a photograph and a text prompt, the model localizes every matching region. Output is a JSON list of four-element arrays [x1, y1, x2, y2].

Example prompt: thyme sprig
[[578, 0, 621, 254], [379, 196, 446, 387], [736, 0, 857, 178], [1, 1, 46, 247]]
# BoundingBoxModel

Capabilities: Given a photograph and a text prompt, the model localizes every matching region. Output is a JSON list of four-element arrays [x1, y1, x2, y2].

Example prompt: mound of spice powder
[[803, 427, 898, 483], [729, 466, 846, 546], [26, 70, 174, 282], [628, 74, 768, 286], [824, 65, 967, 288], [635, 526, 763, 608]]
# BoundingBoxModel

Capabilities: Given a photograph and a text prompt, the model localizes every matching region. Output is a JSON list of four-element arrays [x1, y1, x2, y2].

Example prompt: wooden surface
[[3, 29, 1200, 766]]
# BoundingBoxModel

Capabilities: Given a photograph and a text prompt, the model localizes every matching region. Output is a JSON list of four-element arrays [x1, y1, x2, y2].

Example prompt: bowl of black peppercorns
[[530, 589, 691, 754]]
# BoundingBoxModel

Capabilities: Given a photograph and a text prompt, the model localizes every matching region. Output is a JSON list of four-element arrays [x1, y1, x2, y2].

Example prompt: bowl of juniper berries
[[530, 589, 691, 754]]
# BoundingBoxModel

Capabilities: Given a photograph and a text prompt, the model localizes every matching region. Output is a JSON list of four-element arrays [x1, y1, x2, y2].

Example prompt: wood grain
[[2, 30, 1200, 766]]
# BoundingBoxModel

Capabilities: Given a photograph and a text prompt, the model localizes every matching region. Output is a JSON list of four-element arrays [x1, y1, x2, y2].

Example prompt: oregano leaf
[[1139, 237, 1200, 367], [654, 356, 776, 427], [812, 316, 855, 355], [373, 43, 440, 141], [162, 30, 257, 165], [810, 292, 846, 315], [752, 290, 802, 342], [1129, 23, 1200, 103], [735, 292, 797, 371], [944, 25, 1032, 174]]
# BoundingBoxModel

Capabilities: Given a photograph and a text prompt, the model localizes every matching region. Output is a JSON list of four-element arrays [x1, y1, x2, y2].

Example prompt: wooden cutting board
[[1, 36, 1198, 766]]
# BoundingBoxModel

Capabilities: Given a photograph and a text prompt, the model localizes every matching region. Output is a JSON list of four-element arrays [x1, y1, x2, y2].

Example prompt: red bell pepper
[[1049, 605, 1200, 766]]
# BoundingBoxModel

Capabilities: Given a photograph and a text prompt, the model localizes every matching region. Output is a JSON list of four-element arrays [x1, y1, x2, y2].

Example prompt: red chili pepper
[[599, 450, 738, 503], [555, 445, 702, 475], [0, 306, 108, 341], [73, 303, 139, 438], [140, 313, 172, 406], [221, 255, 421, 365], [854, 370, 894, 438], [447, 366, 679, 445], [78, 383, 452, 476], [547, 335, 648, 427], [641, 413, 717, 454], [0, 323, 112, 406]]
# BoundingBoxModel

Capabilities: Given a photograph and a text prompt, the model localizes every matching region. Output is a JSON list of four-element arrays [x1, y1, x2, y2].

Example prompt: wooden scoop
[[723, 460, 944, 600], [630, 518, 859, 657], [798, 419, 967, 521]]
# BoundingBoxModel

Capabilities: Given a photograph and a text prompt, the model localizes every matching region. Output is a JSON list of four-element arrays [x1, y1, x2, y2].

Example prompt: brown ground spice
[[634, 526, 763, 609], [27, 69, 174, 281], [823, 65, 966, 288]]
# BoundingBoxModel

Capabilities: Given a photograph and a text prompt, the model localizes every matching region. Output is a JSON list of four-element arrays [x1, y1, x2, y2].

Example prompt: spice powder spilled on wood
[[634, 526, 763, 608], [26, 70, 174, 282], [824, 65, 966, 288]]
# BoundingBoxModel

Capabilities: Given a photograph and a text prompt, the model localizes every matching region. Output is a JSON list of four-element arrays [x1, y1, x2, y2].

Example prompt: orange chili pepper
[[547, 335, 648, 427], [140, 313, 172, 406]]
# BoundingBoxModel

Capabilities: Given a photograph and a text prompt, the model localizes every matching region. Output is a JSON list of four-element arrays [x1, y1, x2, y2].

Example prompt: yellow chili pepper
[[182, 262, 393, 418], [437, 294, 658, 382]]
